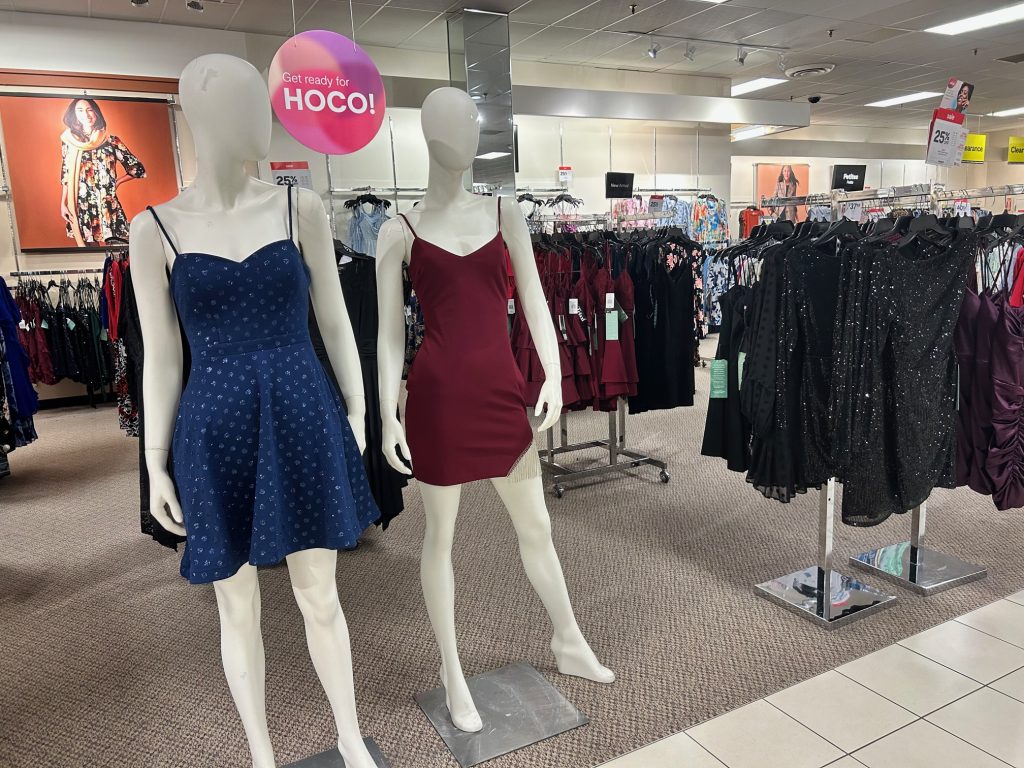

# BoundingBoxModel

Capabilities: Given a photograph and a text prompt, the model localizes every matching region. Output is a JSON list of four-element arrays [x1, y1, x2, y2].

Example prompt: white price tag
[[841, 201, 864, 223], [507, 298, 515, 314], [953, 198, 971, 216], [269, 161, 314, 190], [605, 292, 615, 310], [568, 298, 579, 314], [926, 109, 968, 167]]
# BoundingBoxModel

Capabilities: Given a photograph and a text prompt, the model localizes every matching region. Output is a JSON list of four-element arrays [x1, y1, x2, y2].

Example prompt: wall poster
[[755, 163, 810, 223], [0, 94, 179, 252]]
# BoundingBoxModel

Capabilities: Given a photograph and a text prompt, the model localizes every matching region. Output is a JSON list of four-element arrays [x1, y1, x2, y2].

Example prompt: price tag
[[558, 165, 573, 185], [841, 201, 863, 223], [737, 351, 746, 391], [568, 298, 579, 315], [605, 309, 619, 341], [507, 298, 515, 314], [40, 319, 49, 330], [605, 292, 615, 310], [66, 318, 76, 331], [953, 198, 971, 217], [270, 160, 314, 190], [17, 319, 29, 331], [709, 359, 728, 399], [926, 108, 968, 167]]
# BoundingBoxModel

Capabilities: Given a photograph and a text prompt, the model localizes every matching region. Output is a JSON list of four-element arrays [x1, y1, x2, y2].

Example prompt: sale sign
[[269, 161, 314, 190], [1009, 136, 1024, 164], [926, 108, 968, 167], [269, 30, 386, 155]]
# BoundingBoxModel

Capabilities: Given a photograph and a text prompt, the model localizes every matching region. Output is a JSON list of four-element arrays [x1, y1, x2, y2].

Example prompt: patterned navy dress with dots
[[148, 186, 380, 584]]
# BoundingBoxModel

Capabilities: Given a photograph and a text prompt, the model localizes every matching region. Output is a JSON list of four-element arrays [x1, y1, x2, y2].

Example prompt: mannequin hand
[[381, 414, 413, 476], [535, 378, 563, 432], [149, 469, 186, 537], [348, 413, 367, 455]]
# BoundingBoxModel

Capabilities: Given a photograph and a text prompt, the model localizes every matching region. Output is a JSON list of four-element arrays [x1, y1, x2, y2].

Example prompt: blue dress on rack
[[148, 186, 379, 584]]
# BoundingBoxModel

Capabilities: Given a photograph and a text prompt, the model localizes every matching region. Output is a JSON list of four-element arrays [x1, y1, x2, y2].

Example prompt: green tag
[[605, 309, 619, 341], [710, 359, 728, 398], [737, 351, 746, 391], [40, 319, 49, 330], [66, 318, 76, 331], [99, 328, 108, 342]]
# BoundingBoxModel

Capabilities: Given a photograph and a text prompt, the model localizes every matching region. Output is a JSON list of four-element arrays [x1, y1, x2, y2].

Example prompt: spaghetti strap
[[497, 196, 502, 234], [397, 212, 418, 239], [147, 206, 180, 257]]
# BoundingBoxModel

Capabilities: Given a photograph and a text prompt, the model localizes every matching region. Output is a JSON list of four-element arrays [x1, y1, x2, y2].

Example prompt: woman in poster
[[773, 164, 800, 221], [59, 98, 146, 246]]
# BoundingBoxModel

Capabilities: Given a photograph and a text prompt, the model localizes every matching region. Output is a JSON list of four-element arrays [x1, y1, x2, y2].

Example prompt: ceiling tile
[[511, 26, 593, 58], [509, 21, 543, 45], [90, 0, 164, 23], [509, 0, 598, 26], [160, 0, 238, 29], [400, 15, 447, 51], [227, 0, 318, 35], [297, 1, 379, 34], [605, 0, 717, 33], [549, 30, 631, 62], [654, 5, 763, 38], [353, 5, 440, 46], [387, 0, 459, 11]]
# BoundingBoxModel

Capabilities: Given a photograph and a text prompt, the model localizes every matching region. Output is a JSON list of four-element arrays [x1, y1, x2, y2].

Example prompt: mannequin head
[[179, 54, 272, 164], [421, 87, 480, 172]]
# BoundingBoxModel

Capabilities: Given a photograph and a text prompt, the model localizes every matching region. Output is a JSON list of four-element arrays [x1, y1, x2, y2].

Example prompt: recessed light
[[131, 0, 149, 6], [731, 78, 786, 96], [186, 0, 204, 11], [475, 151, 511, 160], [865, 91, 942, 108], [989, 106, 1024, 117], [731, 125, 772, 141], [925, 1, 1024, 35]]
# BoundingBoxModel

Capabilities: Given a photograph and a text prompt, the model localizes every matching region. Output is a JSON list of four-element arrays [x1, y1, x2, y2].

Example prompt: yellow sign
[[962, 133, 987, 163], [1009, 136, 1024, 164]]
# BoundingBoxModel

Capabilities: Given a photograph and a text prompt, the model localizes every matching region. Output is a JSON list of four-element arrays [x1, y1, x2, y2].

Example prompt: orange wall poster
[[0, 94, 179, 252], [755, 163, 810, 223]]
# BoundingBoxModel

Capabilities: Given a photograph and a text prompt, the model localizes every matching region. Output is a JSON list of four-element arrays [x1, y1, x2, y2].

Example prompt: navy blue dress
[[148, 187, 379, 584]]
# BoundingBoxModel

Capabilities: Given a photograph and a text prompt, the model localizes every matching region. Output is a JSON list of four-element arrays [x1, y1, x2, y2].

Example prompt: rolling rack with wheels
[[540, 398, 669, 498]]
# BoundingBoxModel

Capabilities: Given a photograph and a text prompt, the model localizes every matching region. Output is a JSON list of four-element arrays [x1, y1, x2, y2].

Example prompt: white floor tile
[[767, 671, 916, 753], [599, 732, 726, 768], [687, 699, 844, 768], [837, 645, 981, 716], [899, 620, 1024, 683], [853, 720, 1009, 768], [957, 600, 1024, 649], [927, 688, 1024, 768], [1008, 590, 1024, 607], [992, 668, 1024, 704]]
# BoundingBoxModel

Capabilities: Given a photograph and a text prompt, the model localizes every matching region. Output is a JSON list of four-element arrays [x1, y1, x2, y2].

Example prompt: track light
[[736, 46, 748, 65], [684, 43, 697, 62], [647, 37, 661, 59], [186, 0, 204, 11], [777, 53, 787, 72], [131, 0, 149, 6]]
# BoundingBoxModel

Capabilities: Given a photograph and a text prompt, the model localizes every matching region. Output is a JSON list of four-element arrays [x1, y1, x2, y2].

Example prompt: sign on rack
[[953, 198, 971, 217], [926, 108, 968, 167], [269, 30, 386, 155], [269, 161, 314, 190], [558, 166, 573, 185]]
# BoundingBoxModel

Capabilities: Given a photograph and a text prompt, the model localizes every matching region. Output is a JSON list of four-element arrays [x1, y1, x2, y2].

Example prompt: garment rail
[[540, 398, 669, 498], [10, 268, 106, 278], [755, 478, 897, 629]]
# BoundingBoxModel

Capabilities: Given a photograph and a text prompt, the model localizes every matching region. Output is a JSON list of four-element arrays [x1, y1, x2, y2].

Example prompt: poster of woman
[[755, 163, 810, 222], [0, 94, 179, 251]]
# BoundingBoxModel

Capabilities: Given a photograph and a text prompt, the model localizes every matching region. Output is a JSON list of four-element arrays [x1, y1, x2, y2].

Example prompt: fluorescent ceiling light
[[731, 78, 786, 96], [865, 91, 942, 107], [475, 151, 510, 160], [989, 106, 1024, 116], [925, 1, 1024, 34], [731, 125, 772, 141]]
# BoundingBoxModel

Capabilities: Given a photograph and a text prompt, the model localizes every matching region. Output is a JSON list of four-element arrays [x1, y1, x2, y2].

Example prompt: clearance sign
[[962, 133, 987, 163], [1009, 136, 1024, 164]]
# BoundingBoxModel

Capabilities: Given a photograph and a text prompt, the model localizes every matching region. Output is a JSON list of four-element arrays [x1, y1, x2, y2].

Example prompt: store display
[[0, 276, 38, 451]]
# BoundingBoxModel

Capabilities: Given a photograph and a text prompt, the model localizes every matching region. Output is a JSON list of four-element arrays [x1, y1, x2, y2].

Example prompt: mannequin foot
[[551, 634, 615, 684], [338, 736, 377, 768], [440, 664, 483, 733]]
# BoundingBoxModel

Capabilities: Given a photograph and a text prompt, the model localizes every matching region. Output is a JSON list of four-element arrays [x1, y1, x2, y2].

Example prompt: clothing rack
[[540, 398, 669, 498], [10, 268, 105, 278], [755, 478, 897, 628], [633, 187, 711, 195]]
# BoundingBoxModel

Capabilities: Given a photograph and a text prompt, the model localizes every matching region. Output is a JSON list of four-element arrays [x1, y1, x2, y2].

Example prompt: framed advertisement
[[755, 163, 810, 222], [0, 93, 179, 252]]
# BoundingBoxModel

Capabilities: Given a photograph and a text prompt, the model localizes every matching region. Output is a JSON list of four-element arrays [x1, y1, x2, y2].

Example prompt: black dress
[[701, 283, 752, 472]]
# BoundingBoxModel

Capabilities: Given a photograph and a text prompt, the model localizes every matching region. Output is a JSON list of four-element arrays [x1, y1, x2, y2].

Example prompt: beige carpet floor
[[3, 357, 1024, 768]]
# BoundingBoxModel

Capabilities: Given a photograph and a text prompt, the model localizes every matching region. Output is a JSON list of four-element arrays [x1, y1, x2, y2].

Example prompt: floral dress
[[61, 133, 145, 245]]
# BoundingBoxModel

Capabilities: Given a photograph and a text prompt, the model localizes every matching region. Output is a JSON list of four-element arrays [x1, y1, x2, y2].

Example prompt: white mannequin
[[375, 87, 614, 734], [129, 54, 376, 768]]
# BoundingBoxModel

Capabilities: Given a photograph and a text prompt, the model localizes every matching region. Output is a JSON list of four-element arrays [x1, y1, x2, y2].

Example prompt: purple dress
[[986, 301, 1024, 510]]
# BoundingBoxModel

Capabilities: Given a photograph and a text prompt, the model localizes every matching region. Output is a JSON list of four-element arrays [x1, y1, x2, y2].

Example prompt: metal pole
[[325, 155, 336, 238], [653, 126, 657, 190], [608, 408, 618, 465], [388, 115, 399, 208], [818, 478, 836, 583]]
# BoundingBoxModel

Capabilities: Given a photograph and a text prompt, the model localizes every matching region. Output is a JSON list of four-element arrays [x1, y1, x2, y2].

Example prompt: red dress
[[399, 200, 534, 486]]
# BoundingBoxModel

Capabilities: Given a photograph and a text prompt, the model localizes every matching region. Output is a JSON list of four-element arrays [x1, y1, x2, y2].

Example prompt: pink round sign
[[269, 30, 386, 155]]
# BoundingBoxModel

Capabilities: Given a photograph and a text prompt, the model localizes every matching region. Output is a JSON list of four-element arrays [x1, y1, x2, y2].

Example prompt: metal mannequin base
[[414, 662, 588, 768], [282, 739, 390, 768]]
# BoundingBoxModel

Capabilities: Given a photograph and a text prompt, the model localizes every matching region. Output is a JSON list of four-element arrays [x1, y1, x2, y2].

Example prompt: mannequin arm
[[297, 187, 367, 453], [374, 218, 413, 475], [500, 196, 562, 431], [128, 211, 186, 537]]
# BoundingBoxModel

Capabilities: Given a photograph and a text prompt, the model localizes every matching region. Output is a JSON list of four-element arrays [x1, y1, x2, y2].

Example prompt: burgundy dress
[[986, 302, 1024, 510], [399, 200, 534, 486]]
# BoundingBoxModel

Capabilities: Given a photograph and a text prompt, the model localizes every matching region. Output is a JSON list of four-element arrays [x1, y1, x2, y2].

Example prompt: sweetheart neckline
[[411, 231, 502, 259]]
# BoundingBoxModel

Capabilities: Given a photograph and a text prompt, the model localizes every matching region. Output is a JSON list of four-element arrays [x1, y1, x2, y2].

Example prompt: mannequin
[[130, 54, 377, 768], [375, 87, 614, 734]]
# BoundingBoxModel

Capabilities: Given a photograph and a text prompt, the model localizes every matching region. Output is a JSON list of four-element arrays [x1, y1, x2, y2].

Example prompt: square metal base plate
[[414, 662, 588, 768], [850, 543, 988, 595], [755, 566, 897, 630], [282, 738, 390, 768]]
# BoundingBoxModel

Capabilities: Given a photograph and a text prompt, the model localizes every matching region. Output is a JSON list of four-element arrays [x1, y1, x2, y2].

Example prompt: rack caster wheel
[[554, 484, 565, 499], [659, 470, 671, 483]]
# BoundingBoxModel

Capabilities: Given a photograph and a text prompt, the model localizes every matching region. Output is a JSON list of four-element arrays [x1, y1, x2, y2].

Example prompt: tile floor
[[600, 590, 1024, 768]]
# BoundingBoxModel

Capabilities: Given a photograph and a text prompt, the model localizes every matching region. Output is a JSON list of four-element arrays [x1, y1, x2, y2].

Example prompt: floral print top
[[61, 134, 145, 245]]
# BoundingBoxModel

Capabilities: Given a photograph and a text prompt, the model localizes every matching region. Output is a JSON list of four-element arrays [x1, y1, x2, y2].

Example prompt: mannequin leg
[[491, 474, 615, 684], [418, 482, 483, 733], [212, 564, 276, 768], [286, 548, 376, 768]]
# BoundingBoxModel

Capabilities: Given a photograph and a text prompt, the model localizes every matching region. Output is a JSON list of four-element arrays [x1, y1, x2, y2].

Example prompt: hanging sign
[[1009, 136, 1024, 164], [953, 198, 971, 216], [962, 133, 987, 163], [269, 161, 314, 190], [926, 108, 968, 167], [939, 77, 975, 114], [269, 30, 386, 155], [558, 166, 573, 185]]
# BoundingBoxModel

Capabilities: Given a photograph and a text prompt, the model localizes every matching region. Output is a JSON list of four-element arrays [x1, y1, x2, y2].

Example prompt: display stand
[[414, 662, 588, 768], [540, 398, 669, 498], [282, 739, 390, 768], [755, 478, 897, 629], [849, 500, 988, 595]]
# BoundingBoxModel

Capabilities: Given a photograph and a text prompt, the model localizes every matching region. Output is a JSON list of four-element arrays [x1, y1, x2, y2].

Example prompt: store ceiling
[[4, 0, 1024, 131]]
